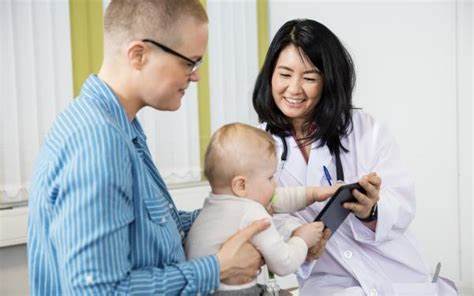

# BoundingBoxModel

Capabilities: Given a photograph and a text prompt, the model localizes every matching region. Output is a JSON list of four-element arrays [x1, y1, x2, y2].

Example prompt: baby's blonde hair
[[104, 0, 208, 55], [204, 123, 276, 188]]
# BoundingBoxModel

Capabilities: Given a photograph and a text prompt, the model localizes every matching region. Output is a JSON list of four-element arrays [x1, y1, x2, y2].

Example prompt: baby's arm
[[270, 187, 307, 213], [244, 204, 323, 276], [271, 186, 338, 213]]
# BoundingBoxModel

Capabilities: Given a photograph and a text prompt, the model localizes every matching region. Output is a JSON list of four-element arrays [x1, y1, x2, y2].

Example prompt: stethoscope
[[277, 134, 345, 182]]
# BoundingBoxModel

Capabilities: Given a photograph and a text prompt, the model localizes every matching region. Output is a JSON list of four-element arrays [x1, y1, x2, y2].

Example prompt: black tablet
[[314, 183, 366, 236]]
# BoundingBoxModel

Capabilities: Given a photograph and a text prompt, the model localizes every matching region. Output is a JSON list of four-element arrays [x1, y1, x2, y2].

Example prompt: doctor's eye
[[279, 73, 291, 78], [304, 75, 322, 83]]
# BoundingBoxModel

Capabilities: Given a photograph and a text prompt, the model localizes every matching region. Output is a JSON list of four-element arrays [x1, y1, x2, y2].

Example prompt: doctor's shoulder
[[256, 122, 284, 145], [257, 122, 266, 131], [349, 109, 377, 133], [346, 109, 400, 156], [347, 109, 390, 141]]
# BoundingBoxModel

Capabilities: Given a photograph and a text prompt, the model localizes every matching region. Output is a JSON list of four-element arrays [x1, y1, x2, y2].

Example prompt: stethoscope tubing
[[277, 135, 344, 181]]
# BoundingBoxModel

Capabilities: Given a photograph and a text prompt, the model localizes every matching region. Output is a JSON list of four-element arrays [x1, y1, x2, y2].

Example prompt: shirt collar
[[80, 74, 146, 142]]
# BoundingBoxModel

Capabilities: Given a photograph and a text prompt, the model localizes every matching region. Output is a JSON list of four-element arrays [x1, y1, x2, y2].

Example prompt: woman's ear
[[127, 41, 148, 70], [231, 175, 247, 197]]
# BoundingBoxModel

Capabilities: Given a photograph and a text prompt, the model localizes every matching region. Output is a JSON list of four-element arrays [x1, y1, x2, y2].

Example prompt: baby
[[185, 123, 332, 295]]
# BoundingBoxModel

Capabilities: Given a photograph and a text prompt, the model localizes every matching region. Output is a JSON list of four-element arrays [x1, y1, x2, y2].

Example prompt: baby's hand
[[306, 228, 331, 261], [306, 185, 341, 205], [292, 222, 324, 248]]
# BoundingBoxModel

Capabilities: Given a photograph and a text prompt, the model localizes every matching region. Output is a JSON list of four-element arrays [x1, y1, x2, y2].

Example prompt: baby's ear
[[231, 175, 247, 197]]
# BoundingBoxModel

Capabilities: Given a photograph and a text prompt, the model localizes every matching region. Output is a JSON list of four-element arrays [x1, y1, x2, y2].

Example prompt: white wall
[[269, 0, 472, 293], [0, 244, 29, 295], [457, 0, 473, 292]]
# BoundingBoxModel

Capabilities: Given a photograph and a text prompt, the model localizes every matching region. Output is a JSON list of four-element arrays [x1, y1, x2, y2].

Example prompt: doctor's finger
[[352, 189, 371, 205], [367, 173, 382, 188], [359, 180, 379, 200], [343, 202, 367, 215], [323, 228, 332, 239], [313, 238, 328, 259]]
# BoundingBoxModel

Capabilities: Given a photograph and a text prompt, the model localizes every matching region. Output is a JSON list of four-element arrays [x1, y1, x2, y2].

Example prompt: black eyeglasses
[[142, 39, 202, 73]]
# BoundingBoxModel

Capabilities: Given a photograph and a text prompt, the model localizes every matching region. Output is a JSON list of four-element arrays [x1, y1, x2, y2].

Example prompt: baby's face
[[245, 153, 277, 208]]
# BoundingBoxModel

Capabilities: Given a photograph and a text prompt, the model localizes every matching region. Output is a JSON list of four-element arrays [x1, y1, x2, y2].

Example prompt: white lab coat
[[263, 110, 457, 296]]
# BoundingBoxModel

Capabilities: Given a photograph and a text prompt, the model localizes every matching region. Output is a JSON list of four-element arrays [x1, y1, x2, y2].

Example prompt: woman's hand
[[217, 219, 270, 285], [343, 172, 381, 219]]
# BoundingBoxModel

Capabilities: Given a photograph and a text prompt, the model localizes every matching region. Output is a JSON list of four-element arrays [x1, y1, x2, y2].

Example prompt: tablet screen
[[314, 183, 365, 236]]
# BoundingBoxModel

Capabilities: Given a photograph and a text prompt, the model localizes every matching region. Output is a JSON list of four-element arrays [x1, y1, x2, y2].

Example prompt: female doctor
[[253, 19, 457, 296]]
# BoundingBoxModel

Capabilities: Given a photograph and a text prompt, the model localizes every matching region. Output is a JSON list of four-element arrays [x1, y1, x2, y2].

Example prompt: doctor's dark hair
[[252, 19, 355, 155]]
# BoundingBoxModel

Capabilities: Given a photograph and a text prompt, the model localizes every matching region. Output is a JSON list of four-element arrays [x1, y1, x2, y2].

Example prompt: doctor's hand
[[306, 184, 341, 205], [343, 172, 381, 220], [217, 218, 270, 285]]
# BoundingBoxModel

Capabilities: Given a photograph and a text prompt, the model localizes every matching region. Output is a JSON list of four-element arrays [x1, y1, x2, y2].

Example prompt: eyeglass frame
[[142, 39, 202, 73]]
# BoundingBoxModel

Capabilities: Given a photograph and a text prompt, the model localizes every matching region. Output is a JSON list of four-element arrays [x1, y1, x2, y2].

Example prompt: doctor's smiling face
[[271, 44, 324, 130]]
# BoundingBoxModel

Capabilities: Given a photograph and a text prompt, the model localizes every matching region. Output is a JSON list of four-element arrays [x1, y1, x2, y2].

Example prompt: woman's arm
[[347, 118, 416, 244]]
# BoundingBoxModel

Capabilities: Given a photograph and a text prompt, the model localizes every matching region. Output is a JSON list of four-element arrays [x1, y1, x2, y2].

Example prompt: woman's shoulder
[[350, 109, 378, 130], [344, 109, 386, 145], [256, 122, 285, 145], [346, 109, 396, 151], [349, 109, 389, 138]]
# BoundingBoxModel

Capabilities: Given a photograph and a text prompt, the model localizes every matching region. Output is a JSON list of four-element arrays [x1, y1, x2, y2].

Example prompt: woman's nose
[[287, 77, 302, 95]]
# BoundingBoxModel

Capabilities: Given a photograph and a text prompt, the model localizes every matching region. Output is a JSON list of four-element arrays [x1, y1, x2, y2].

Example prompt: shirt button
[[168, 203, 173, 209], [180, 230, 185, 238], [210, 290, 215, 294], [161, 217, 167, 223], [369, 288, 377, 296], [343, 250, 352, 259]]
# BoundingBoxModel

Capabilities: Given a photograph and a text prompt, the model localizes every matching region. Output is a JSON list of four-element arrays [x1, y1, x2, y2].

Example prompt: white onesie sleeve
[[271, 186, 307, 213], [242, 203, 308, 276]]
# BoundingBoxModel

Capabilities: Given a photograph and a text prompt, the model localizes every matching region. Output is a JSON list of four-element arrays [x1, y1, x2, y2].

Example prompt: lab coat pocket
[[143, 197, 170, 225], [392, 281, 438, 295]]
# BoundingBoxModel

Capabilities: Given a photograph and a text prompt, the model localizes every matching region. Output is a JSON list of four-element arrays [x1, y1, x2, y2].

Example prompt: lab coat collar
[[280, 135, 306, 185], [280, 134, 333, 186]]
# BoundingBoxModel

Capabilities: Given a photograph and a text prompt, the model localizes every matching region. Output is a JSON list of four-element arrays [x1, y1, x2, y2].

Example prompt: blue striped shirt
[[28, 75, 220, 295]]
